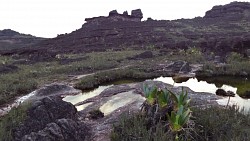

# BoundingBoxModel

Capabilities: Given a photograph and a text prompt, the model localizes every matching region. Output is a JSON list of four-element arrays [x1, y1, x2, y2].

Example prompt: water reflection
[[99, 91, 145, 116], [154, 77, 250, 112], [63, 85, 112, 105]]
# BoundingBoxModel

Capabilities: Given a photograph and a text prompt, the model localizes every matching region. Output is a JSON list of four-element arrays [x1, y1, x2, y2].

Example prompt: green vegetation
[[0, 50, 144, 105], [0, 103, 30, 140], [112, 85, 192, 141], [111, 106, 250, 141]]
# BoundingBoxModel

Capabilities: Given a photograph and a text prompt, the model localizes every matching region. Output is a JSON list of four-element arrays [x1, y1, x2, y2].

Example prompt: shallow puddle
[[76, 102, 93, 111], [63, 85, 112, 105], [99, 91, 145, 116], [155, 76, 250, 112]]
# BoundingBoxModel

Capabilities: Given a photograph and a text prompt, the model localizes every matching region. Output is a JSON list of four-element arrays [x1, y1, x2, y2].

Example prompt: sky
[[0, 0, 249, 38]]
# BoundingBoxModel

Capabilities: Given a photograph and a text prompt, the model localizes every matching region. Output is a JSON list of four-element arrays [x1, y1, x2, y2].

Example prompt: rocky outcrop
[[0, 29, 45, 51], [131, 9, 143, 19], [22, 119, 87, 141], [204, 2, 250, 20], [30, 83, 81, 98], [12, 97, 88, 141], [1, 2, 250, 60]]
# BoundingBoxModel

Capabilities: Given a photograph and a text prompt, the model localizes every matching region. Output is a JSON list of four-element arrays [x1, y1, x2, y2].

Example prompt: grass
[[111, 106, 250, 141], [74, 67, 157, 90], [0, 102, 30, 141], [0, 50, 144, 106]]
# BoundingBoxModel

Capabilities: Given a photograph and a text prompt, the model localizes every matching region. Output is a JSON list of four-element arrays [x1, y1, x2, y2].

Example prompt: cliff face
[[0, 29, 45, 51], [2, 2, 250, 57]]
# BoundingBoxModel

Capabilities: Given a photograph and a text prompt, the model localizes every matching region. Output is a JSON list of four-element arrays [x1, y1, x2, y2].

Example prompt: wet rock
[[216, 89, 235, 97], [12, 97, 78, 140], [29, 83, 81, 100], [0, 64, 18, 74], [173, 74, 194, 83]]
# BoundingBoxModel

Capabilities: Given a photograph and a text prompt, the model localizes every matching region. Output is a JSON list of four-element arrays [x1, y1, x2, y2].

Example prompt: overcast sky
[[0, 0, 248, 38]]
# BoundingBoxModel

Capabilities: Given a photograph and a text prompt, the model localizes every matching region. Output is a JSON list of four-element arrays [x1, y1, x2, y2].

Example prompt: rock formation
[[1, 2, 250, 59], [12, 97, 89, 141]]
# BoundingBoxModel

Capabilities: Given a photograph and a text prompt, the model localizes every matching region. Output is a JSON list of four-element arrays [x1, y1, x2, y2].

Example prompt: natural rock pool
[[63, 76, 250, 113]]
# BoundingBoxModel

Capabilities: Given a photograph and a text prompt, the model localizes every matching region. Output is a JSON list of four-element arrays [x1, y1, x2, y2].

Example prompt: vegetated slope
[[0, 29, 45, 51], [2, 1, 250, 57]]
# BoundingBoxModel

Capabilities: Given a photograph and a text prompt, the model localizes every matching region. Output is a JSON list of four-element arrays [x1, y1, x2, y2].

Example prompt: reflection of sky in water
[[99, 91, 145, 116], [76, 102, 93, 111], [154, 77, 250, 112], [63, 85, 112, 105]]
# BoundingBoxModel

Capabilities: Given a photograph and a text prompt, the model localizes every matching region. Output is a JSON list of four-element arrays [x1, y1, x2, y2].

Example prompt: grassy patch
[[111, 106, 250, 141], [0, 103, 30, 140], [74, 67, 156, 90]]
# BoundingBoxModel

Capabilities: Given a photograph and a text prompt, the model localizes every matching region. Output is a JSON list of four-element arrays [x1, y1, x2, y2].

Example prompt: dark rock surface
[[29, 83, 81, 100], [21, 119, 87, 141], [0, 29, 45, 51], [1, 2, 250, 59], [12, 97, 88, 141], [216, 89, 235, 97]]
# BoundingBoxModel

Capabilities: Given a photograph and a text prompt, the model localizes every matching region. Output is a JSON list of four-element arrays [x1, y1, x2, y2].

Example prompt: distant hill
[[0, 29, 45, 51], [1, 1, 250, 57]]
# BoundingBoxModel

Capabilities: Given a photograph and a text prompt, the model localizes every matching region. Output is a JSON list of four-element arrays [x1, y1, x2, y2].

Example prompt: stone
[[166, 61, 191, 73], [29, 83, 81, 100], [109, 10, 118, 16], [12, 97, 78, 140], [131, 9, 143, 19], [216, 89, 235, 97], [21, 119, 88, 141], [123, 11, 128, 15]]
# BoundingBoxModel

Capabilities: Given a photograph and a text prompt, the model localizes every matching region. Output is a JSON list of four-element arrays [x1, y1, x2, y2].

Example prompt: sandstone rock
[[131, 9, 143, 19], [12, 97, 78, 140], [166, 61, 190, 73], [123, 11, 128, 15], [21, 119, 88, 141], [109, 10, 118, 16], [29, 83, 81, 100]]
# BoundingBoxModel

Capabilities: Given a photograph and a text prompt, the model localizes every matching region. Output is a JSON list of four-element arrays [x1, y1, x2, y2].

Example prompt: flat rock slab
[[74, 81, 222, 141]]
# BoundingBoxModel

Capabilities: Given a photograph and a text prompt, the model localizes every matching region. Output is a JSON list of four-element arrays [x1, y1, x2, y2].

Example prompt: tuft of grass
[[191, 106, 250, 141], [74, 67, 157, 90], [0, 103, 30, 140], [111, 106, 250, 141]]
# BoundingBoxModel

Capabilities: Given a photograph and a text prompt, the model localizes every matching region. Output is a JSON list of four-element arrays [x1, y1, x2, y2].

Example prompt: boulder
[[216, 89, 235, 97], [166, 61, 190, 73], [12, 97, 80, 140]]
